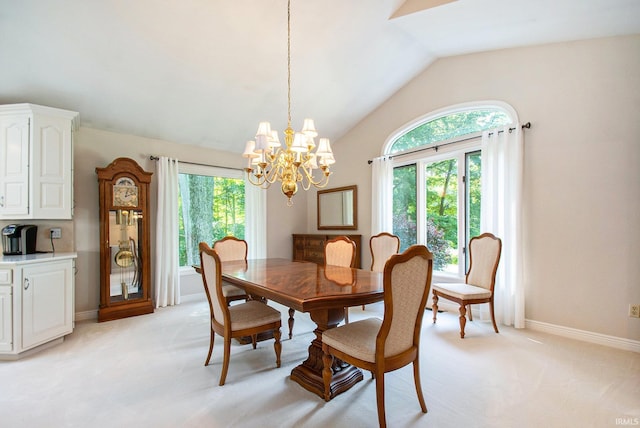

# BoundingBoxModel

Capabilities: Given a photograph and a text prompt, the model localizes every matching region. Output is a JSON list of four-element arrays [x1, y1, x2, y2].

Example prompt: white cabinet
[[0, 285, 12, 352], [0, 104, 78, 220], [0, 254, 76, 359], [22, 261, 74, 349]]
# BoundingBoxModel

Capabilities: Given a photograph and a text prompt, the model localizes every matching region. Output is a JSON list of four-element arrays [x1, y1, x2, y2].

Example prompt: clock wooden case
[[96, 157, 153, 322]]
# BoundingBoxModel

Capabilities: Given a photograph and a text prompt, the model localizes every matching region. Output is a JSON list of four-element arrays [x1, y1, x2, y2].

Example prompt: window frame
[[177, 163, 245, 272], [392, 138, 481, 280], [384, 101, 516, 281]]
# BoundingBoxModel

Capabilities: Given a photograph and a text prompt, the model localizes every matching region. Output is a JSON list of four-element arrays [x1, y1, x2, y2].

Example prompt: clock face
[[113, 177, 139, 207]]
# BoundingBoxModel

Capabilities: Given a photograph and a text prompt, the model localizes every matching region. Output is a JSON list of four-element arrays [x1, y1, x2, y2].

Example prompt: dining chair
[[363, 232, 400, 310], [431, 232, 502, 338], [321, 245, 433, 428], [325, 236, 357, 323], [199, 242, 282, 386], [213, 236, 250, 305]]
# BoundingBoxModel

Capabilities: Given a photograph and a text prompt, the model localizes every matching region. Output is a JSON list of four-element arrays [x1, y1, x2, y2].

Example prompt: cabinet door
[[0, 116, 30, 217], [22, 260, 73, 349], [0, 286, 12, 352], [31, 115, 73, 219]]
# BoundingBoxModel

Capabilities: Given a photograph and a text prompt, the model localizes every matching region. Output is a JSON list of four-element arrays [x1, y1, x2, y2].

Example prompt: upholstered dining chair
[[363, 232, 400, 310], [199, 242, 282, 386], [325, 236, 357, 323], [321, 245, 433, 428], [432, 232, 502, 339], [213, 236, 249, 305]]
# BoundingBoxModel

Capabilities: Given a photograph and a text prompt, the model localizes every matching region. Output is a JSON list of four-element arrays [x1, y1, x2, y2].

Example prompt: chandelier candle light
[[242, 0, 335, 206]]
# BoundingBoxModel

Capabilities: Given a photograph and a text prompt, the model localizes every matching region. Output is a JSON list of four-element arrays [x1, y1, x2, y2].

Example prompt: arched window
[[384, 102, 516, 278], [388, 108, 511, 154]]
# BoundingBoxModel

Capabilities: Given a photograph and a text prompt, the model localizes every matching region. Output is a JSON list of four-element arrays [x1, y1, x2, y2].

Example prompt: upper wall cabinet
[[0, 104, 78, 220]]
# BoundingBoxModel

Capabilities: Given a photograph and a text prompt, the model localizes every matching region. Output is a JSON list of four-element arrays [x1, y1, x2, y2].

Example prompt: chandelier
[[242, 0, 335, 206]]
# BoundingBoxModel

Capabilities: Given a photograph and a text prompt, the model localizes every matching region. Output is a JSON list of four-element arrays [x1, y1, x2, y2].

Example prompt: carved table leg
[[290, 308, 363, 399]]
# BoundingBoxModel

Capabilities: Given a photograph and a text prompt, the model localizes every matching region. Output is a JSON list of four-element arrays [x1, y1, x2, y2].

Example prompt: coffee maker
[[2, 224, 38, 255]]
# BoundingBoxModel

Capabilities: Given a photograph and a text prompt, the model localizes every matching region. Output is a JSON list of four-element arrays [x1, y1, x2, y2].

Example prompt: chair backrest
[[324, 236, 356, 268], [199, 242, 229, 327], [370, 232, 400, 272], [213, 236, 248, 262], [466, 233, 502, 291], [378, 245, 433, 358]]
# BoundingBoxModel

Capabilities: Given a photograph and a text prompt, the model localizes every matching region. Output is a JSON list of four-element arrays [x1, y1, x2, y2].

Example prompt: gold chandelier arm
[[298, 165, 331, 188]]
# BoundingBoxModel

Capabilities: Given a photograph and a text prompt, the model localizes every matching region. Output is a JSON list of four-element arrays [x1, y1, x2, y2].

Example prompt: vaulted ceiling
[[1, 0, 639, 153]]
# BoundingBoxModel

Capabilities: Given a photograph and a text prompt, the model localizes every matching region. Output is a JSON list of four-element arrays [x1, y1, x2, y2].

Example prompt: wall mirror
[[317, 185, 357, 230]]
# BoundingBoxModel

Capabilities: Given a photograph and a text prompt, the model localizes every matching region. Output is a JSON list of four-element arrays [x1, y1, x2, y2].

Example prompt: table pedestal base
[[290, 308, 364, 399]]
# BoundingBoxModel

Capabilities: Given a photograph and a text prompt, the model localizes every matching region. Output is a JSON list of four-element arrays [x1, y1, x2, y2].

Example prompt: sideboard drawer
[[292, 234, 361, 268]]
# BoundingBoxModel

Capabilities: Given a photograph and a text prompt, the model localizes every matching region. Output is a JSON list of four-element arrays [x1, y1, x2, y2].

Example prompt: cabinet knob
[[24, 278, 30, 290], [0, 195, 4, 207]]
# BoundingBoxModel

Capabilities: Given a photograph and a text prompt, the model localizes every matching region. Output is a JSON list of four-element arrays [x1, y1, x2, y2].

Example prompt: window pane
[[466, 151, 481, 270], [392, 164, 417, 252], [178, 173, 245, 267], [390, 109, 510, 153], [426, 159, 458, 272]]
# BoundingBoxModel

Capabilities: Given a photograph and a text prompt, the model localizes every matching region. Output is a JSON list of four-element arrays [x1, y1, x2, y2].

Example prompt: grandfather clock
[[96, 157, 153, 322]]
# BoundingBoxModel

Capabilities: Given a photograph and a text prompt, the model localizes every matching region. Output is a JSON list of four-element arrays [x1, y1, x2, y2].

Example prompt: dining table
[[221, 258, 384, 400]]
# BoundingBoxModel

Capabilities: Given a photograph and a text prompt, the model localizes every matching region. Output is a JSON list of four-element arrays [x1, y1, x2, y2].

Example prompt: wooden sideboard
[[292, 234, 362, 268]]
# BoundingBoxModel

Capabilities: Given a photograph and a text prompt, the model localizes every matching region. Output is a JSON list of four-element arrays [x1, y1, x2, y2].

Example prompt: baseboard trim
[[525, 319, 640, 353], [75, 310, 98, 321]]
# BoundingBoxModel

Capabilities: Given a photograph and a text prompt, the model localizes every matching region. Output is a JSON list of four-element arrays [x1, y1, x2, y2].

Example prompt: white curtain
[[371, 156, 394, 235], [245, 177, 266, 259], [481, 125, 525, 328], [154, 157, 181, 307]]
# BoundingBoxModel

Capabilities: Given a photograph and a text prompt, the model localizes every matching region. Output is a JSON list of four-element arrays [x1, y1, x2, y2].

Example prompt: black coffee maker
[[2, 224, 38, 255]]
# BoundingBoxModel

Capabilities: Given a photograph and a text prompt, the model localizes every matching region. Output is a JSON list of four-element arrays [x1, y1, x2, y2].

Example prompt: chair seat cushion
[[222, 281, 247, 298], [322, 318, 382, 363], [432, 282, 492, 300], [229, 301, 281, 330]]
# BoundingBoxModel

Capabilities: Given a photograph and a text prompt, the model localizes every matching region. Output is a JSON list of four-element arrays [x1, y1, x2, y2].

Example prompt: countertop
[[0, 252, 77, 265]]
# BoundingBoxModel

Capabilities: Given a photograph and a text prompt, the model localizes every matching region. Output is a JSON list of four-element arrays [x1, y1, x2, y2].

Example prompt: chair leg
[[468, 304, 473, 321], [273, 328, 282, 368], [288, 308, 295, 339], [205, 328, 215, 366], [432, 292, 439, 323], [412, 358, 428, 413], [458, 304, 467, 339], [251, 334, 257, 349], [489, 301, 500, 333], [219, 336, 231, 386], [322, 351, 333, 402], [344, 307, 349, 324], [375, 369, 387, 428]]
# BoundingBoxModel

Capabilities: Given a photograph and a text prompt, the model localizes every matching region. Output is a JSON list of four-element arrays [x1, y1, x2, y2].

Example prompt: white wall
[[272, 35, 639, 340]]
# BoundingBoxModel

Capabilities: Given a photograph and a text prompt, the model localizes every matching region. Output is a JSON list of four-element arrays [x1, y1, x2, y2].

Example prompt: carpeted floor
[[1, 294, 638, 428]]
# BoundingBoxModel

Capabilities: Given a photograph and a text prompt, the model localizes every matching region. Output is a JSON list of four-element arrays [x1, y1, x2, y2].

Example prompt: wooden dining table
[[221, 258, 384, 400]]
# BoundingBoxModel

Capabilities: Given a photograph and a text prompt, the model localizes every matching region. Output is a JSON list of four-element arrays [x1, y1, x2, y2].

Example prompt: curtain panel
[[371, 156, 394, 235], [154, 156, 181, 307], [481, 125, 525, 328]]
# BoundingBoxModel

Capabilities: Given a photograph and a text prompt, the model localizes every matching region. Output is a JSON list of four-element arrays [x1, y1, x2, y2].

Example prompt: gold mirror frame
[[317, 185, 357, 230]]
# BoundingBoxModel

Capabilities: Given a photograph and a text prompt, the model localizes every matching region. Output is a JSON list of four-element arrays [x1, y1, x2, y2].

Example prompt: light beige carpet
[[1, 294, 638, 428]]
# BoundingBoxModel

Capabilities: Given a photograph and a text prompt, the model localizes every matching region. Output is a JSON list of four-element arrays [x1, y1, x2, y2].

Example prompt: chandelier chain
[[287, 0, 291, 128], [242, 0, 334, 205]]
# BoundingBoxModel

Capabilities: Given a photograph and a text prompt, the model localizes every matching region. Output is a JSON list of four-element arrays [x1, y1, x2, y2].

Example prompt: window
[[178, 164, 245, 267], [388, 104, 512, 277]]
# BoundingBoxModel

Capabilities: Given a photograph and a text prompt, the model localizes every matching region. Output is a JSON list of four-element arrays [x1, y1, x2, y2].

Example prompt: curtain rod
[[367, 121, 531, 164], [149, 155, 241, 172]]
